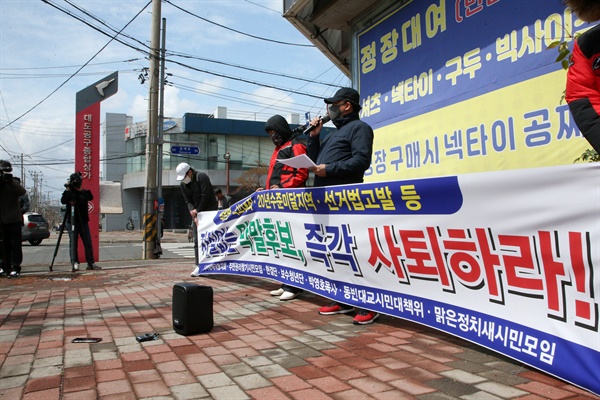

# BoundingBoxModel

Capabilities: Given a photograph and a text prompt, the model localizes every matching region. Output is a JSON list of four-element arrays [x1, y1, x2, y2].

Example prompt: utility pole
[[155, 17, 167, 257], [20, 153, 25, 185], [142, 0, 161, 259]]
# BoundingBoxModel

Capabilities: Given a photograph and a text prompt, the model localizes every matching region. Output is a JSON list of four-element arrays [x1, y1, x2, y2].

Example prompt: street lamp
[[224, 152, 231, 195]]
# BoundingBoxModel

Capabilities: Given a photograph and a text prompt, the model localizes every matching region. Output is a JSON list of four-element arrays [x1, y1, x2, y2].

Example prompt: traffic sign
[[171, 145, 200, 155]]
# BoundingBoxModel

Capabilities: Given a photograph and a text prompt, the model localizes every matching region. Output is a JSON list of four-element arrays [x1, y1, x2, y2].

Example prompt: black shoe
[[86, 264, 102, 270], [8, 271, 20, 278]]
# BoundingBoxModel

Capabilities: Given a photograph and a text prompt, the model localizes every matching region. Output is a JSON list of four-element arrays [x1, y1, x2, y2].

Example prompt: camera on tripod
[[64, 171, 83, 190], [0, 160, 14, 183]]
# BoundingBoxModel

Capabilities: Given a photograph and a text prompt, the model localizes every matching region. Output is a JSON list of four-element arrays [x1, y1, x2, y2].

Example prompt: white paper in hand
[[276, 154, 317, 169]]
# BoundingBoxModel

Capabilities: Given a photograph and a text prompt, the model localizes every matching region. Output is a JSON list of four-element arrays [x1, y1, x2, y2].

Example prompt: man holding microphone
[[306, 87, 377, 325]]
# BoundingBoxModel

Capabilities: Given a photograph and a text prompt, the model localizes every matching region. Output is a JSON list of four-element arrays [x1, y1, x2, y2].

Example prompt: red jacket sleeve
[[565, 24, 600, 152]]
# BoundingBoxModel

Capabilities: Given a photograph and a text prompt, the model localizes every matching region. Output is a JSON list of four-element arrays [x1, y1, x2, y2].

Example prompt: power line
[[167, 59, 323, 100], [25, 1, 336, 107], [164, 0, 313, 48], [243, 0, 280, 13], [0, 0, 152, 132], [0, 59, 144, 71], [0, 69, 139, 80], [166, 51, 338, 88]]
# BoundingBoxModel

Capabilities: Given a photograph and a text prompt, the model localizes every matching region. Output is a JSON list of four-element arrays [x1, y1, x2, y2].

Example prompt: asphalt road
[[19, 230, 194, 274]]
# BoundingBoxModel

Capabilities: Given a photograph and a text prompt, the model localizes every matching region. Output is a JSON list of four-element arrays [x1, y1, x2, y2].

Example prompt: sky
[[0, 0, 350, 202]]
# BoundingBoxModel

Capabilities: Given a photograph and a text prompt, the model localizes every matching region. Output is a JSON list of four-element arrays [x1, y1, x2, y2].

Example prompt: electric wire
[[0, 0, 152, 132], [164, 0, 313, 48], [0, 59, 144, 71], [243, 0, 280, 13], [2, 0, 341, 195], [13, 1, 337, 113], [166, 51, 338, 88], [167, 59, 323, 100]]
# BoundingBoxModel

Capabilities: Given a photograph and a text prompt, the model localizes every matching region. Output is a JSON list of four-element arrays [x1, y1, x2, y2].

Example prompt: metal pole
[[155, 17, 166, 254], [224, 152, 231, 195], [21, 153, 25, 185], [142, 0, 161, 259]]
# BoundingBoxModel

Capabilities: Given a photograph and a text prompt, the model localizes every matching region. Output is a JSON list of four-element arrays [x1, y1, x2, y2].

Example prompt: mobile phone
[[72, 337, 102, 343], [136, 333, 159, 342]]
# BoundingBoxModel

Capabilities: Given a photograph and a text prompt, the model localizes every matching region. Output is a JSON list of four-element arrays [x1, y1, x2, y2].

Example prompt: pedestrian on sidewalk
[[215, 188, 231, 210], [306, 87, 378, 325], [259, 114, 309, 301]]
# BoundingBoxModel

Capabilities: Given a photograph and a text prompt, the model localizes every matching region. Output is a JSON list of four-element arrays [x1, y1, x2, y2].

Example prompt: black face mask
[[327, 103, 344, 120], [269, 131, 285, 146]]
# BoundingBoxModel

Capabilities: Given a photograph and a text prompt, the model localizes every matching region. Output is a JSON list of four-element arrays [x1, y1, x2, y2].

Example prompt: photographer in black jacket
[[0, 160, 26, 278], [60, 172, 100, 272]]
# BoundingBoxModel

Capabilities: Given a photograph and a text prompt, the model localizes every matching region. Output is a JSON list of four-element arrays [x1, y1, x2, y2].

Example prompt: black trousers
[[0, 222, 23, 273], [68, 222, 94, 265]]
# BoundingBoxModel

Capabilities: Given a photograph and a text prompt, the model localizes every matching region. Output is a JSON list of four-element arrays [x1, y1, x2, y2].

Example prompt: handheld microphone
[[303, 114, 331, 135]]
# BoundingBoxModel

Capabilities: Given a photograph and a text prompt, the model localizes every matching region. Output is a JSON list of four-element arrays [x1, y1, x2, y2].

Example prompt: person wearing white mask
[[176, 162, 219, 275]]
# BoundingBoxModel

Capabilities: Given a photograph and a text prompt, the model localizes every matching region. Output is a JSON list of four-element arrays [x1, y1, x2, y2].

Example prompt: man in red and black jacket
[[261, 114, 308, 301], [564, 0, 600, 152], [263, 115, 309, 190]]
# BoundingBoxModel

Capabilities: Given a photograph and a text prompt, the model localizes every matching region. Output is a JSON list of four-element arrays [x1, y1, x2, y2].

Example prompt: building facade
[[103, 109, 306, 231]]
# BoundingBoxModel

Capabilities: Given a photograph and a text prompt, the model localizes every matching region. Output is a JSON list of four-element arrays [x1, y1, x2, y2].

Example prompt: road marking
[[160, 243, 195, 258]]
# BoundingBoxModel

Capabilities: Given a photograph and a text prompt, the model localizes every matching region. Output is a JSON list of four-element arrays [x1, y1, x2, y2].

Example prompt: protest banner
[[196, 163, 599, 396]]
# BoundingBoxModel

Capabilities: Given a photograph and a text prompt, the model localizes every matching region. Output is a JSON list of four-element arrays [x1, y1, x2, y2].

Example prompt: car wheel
[[29, 239, 42, 246]]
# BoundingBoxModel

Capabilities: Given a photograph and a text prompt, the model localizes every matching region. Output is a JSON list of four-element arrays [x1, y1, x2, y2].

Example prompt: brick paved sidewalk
[[0, 263, 596, 400]]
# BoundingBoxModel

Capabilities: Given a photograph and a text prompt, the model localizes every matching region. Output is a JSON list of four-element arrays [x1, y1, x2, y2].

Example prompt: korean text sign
[[196, 164, 600, 396]]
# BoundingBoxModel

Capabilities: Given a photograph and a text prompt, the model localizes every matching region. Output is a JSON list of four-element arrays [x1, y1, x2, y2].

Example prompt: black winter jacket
[[61, 188, 93, 226], [306, 112, 374, 187], [0, 178, 26, 224], [180, 169, 219, 212]]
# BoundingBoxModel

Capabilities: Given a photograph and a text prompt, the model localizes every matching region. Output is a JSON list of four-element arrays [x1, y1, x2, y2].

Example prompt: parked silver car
[[22, 212, 50, 245]]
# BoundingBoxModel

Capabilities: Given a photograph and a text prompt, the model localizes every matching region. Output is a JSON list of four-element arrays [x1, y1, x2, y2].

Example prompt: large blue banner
[[357, 0, 585, 127]]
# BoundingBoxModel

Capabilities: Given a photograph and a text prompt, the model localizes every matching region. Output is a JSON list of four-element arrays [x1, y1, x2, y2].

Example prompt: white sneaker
[[190, 266, 201, 277], [72, 263, 79, 272], [280, 291, 299, 301], [270, 288, 284, 296]]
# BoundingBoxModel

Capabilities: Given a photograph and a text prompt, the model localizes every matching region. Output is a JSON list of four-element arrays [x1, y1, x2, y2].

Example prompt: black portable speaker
[[172, 283, 213, 335]]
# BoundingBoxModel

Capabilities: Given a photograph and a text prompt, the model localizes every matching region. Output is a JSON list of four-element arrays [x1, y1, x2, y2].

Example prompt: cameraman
[[60, 172, 100, 272], [0, 160, 26, 278]]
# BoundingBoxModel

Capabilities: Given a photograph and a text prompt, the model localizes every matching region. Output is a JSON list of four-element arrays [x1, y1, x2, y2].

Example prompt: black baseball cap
[[324, 87, 362, 110]]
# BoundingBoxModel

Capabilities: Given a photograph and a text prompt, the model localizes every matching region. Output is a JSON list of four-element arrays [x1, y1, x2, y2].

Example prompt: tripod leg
[[70, 204, 78, 270], [50, 211, 69, 271]]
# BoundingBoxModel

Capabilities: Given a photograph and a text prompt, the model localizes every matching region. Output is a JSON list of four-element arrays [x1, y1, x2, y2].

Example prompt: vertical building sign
[[75, 72, 118, 262]]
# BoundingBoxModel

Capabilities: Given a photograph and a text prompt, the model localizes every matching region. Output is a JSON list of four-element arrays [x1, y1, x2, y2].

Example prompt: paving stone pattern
[[0, 263, 597, 399]]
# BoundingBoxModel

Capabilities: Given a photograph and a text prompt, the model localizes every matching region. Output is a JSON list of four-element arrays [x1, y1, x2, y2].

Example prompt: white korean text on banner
[[195, 164, 599, 396]]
